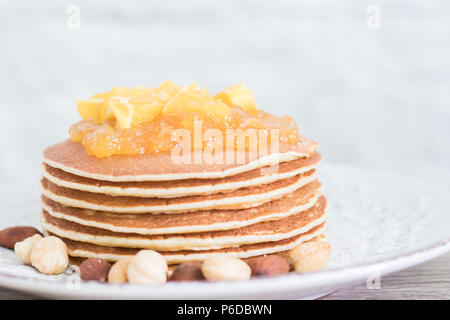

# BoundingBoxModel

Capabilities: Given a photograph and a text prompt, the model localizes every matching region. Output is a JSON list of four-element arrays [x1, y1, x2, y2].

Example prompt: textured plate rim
[[0, 236, 448, 299]]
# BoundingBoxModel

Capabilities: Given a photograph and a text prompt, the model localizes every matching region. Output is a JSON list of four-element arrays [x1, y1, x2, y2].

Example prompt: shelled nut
[[288, 240, 332, 273], [201, 255, 251, 281], [14, 234, 43, 265], [30, 236, 69, 275], [108, 258, 132, 284], [127, 250, 168, 285]]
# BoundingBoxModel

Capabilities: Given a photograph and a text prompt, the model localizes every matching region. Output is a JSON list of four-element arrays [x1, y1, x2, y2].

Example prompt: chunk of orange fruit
[[70, 81, 299, 157], [214, 83, 258, 114], [162, 84, 231, 126]]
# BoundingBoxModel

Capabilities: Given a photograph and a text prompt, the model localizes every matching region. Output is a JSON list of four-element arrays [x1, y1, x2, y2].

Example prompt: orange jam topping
[[69, 82, 299, 157]]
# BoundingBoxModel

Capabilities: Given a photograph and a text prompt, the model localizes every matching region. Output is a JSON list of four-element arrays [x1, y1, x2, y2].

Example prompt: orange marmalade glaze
[[69, 82, 299, 158]]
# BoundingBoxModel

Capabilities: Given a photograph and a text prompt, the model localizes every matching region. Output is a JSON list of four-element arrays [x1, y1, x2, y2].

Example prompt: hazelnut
[[30, 236, 69, 274], [108, 258, 132, 284], [201, 255, 251, 282], [80, 258, 111, 282], [127, 250, 168, 285], [0, 226, 41, 249], [246, 255, 290, 277], [170, 262, 205, 282], [14, 234, 43, 265], [288, 240, 332, 273]]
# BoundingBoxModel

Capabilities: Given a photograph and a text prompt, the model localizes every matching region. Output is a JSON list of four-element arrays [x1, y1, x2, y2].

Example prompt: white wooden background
[[0, 0, 449, 299]]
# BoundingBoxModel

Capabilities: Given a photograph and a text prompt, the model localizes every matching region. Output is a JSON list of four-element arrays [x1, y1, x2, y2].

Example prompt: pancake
[[41, 180, 322, 235], [43, 138, 318, 182], [42, 153, 322, 198], [67, 236, 326, 269], [41, 196, 327, 251], [40, 170, 316, 213], [46, 223, 325, 264]]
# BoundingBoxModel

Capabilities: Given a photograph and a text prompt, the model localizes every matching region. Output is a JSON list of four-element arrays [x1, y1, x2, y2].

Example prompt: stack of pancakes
[[40, 138, 327, 265]]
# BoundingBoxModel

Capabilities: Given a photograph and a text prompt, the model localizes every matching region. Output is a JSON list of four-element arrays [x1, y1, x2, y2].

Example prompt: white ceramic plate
[[0, 163, 449, 299]]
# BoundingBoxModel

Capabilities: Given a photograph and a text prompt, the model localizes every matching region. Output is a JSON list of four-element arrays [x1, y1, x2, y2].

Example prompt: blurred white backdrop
[[0, 0, 449, 189]]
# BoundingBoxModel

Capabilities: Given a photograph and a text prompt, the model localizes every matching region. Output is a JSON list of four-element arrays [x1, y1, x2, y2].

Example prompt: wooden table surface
[[0, 252, 449, 300]]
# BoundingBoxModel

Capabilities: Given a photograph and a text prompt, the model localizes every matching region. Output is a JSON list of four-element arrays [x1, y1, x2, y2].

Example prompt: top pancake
[[42, 138, 318, 182]]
